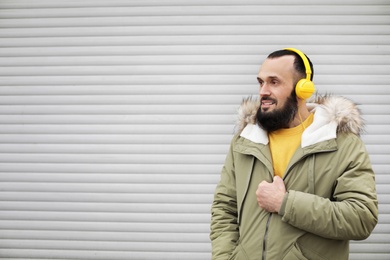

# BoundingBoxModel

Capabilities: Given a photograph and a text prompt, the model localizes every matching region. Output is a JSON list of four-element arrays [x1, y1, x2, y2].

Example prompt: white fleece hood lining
[[240, 106, 337, 148], [238, 95, 361, 148]]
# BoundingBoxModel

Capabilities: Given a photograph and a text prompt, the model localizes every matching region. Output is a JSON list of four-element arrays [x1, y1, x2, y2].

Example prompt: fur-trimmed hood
[[237, 95, 364, 147]]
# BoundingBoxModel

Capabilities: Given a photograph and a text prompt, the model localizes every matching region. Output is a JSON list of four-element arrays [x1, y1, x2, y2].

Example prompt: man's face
[[256, 56, 298, 131]]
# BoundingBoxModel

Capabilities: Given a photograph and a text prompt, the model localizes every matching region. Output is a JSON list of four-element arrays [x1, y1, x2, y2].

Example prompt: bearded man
[[210, 48, 378, 260]]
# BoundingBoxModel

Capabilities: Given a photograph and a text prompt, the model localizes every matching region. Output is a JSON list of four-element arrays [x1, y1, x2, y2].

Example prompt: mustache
[[261, 97, 277, 102]]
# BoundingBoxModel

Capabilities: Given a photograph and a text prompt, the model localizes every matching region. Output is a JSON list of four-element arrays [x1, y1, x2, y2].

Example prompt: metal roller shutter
[[0, 0, 389, 259]]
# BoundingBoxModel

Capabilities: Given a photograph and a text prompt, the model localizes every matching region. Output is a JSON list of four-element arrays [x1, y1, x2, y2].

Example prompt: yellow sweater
[[269, 113, 314, 178]]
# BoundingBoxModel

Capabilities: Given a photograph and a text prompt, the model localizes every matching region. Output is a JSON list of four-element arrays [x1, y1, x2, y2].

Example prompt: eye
[[257, 78, 264, 87], [259, 81, 264, 87]]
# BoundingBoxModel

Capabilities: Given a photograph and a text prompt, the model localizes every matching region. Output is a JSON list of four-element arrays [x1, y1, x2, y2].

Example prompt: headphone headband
[[283, 47, 315, 99], [284, 47, 312, 80]]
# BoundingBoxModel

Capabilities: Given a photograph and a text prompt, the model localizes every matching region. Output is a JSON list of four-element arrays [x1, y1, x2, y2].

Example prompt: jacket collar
[[237, 95, 364, 148]]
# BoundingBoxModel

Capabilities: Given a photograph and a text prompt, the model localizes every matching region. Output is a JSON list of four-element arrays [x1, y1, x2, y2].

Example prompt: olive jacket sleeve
[[210, 140, 239, 259], [279, 134, 378, 240]]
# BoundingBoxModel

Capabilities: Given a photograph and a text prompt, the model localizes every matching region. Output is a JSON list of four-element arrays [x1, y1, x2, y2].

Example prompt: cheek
[[275, 88, 295, 106], [275, 95, 288, 108]]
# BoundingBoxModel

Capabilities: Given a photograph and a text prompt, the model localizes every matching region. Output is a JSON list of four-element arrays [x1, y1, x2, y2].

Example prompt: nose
[[259, 83, 271, 97]]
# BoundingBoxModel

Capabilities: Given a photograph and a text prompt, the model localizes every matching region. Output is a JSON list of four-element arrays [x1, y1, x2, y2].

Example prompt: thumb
[[273, 176, 286, 191], [273, 175, 283, 183]]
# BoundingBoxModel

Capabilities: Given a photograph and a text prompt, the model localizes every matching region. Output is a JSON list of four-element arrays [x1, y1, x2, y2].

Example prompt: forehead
[[258, 55, 295, 80]]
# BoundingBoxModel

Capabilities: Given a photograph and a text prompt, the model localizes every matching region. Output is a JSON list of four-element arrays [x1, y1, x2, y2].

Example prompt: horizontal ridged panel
[[0, 0, 389, 259], [1, 55, 390, 65], [1, 25, 389, 37], [1, 65, 390, 76], [2, 46, 390, 55], [1, 16, 389, 28], [0, 5, 389, 18], [0, 0, 389, 8], [1, 36, 390, 48], [1, 75, 390, 86], [0, 250, 211, 260]]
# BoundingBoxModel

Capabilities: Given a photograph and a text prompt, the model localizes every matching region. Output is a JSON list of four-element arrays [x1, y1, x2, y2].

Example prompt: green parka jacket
[[210, 95, 378, 260]]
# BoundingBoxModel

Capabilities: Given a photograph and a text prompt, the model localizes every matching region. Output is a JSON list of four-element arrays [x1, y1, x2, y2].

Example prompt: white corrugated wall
[[0, 0, 389, 259]]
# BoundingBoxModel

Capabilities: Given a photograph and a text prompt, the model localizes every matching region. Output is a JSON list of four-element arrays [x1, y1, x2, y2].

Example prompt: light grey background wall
[[0, 0, 389, 259]]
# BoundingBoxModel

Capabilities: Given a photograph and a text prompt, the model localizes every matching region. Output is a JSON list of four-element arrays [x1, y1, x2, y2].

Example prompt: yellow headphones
[[284, 47, 315, 99]]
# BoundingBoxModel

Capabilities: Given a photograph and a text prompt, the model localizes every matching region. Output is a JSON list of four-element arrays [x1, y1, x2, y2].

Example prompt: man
[[210, 48, 378, 260]]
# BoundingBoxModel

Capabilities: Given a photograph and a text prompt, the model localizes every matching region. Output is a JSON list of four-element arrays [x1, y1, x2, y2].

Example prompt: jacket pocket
[[228, 243, 249, 260], [282, 243, 309, 260]]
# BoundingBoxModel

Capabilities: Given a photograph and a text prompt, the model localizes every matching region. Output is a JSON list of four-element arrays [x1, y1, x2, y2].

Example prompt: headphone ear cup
[[295, 79, 315, 99]]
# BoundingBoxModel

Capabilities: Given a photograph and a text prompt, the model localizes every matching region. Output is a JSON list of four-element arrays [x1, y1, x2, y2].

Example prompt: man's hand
[[256, 176, 286, 213]]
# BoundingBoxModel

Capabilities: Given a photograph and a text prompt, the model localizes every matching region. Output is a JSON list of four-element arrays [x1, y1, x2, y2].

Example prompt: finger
[[273, 176, 283, 184], [273, 176, 286, 191]]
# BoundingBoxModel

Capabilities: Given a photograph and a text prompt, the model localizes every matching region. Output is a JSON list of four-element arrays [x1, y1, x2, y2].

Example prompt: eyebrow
[[257, 76, 278, 83]]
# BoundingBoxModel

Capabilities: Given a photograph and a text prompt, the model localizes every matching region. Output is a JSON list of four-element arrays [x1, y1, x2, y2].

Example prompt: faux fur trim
[[235, 96, 260, 134], [236, 95, 364, 135]]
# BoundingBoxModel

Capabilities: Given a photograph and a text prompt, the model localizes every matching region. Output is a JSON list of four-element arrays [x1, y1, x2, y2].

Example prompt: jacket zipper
[[241, 145, 335, 259], [261, 151, 332, 260], [262, 213, 272, 260], [261, 149, 334, 260]]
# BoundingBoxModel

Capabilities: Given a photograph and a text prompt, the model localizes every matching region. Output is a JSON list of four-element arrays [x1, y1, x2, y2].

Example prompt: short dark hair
[[267, 49, 314, 81]]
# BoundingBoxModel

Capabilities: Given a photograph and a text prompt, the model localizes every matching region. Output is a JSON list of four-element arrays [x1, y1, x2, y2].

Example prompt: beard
[[256, 89, 298, 132]]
